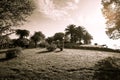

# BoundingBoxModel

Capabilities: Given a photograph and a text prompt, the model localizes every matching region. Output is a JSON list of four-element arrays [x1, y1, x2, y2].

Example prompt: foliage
[[12, 38, 29, 48], [65, 24, 76, 43], [0, 0, 35, 36], [16, 29, 30, 39], [75, 26, 85, 43], [83, 31, 93, 44], [28, 40, 35, 48], [94, 57, 120, 80], [102, 0, 120, 39], [54, 32, 64, 41], [31, 31, 45, 47], [46, 44, 57, 52], [65, 24, 93, 44], [0, 36, 11, 49], [46, 37, 54, 44], [39, 41, 49, 48], [6, 47, 22, 58]]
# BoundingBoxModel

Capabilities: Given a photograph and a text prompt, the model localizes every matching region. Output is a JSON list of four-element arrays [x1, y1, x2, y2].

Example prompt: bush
[[46, 44, 57, 52], [28, 41, 35, 48], [13, 38, 29, 48], [6, 47, 22, 58], [94, 57, 120, 80], [39, 42, 49, 48], [64, 43, 78, 48]]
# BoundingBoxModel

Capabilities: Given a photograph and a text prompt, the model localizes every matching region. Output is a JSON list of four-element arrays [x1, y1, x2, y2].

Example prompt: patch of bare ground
[[0, 48, 120, 80]]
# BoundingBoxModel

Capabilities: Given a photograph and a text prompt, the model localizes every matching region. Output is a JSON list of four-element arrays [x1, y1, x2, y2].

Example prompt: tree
[[75, 26, 85, 44], [0, 0, 35, 48], [54, 32, 64, 41], [46, 37, 54, 44], [65, 24, 76, 43], [102, 0, 120, 39], [53, 32, 65, 51], [0, 0, 35, 36], [14, 29, 30, 48], [83, 31, 93, 44], [31, 31, 45, 47], [16, 29, 30, 39]]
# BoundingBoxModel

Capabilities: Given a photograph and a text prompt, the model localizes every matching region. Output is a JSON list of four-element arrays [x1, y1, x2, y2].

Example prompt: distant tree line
[[0, 24, 93, 49]]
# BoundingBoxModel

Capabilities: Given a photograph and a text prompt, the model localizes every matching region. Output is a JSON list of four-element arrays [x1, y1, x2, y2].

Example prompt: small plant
[[6, 47, 22, 58], [46, 44, 57, 52]]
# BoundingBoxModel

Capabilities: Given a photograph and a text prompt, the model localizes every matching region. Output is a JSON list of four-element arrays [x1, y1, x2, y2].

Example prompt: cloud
[[37, 0, 80, 20]]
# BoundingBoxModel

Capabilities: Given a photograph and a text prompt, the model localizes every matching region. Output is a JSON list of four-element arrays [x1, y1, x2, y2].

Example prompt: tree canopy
[[0, 0, 35, 36], [54, 32, 64, 41], [16, 29, 30, 39], [65, 24, 93, 44], [102, 0, 120, 39], [31, 31, 45, 47]]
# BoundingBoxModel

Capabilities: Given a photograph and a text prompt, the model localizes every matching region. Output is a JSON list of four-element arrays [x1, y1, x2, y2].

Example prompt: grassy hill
[[0, 48, 120, 80]]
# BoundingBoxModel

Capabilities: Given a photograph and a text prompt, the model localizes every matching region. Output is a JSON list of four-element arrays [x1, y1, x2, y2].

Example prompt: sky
[[11, 0, 120, 49]]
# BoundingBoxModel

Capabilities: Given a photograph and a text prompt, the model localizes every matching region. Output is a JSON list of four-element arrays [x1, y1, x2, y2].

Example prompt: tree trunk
[[35, 41, 37, 48]]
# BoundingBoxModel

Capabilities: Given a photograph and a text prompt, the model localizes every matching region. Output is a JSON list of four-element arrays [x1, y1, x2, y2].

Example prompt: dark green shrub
[[6, 47, 22, 58], [94, 43, 98, 45], [28, 41, 35, 48], [46, 44, 57, 52], [64, 43, 77, 48], [39, 42, 49, 48], [94, 57, 120, 80], [13, 38, 29, 48]]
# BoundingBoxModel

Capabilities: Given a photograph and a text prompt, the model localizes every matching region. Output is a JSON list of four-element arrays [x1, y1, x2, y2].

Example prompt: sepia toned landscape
[[0, 48, 120, 80], [0, 0, 120, 80]]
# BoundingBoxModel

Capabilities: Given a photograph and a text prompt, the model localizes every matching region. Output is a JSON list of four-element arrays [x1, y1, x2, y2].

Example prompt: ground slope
[[0, 48, 120, 80]]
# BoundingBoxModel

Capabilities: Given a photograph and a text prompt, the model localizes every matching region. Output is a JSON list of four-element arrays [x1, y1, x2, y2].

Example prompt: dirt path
[[0, 48, 120, 80]]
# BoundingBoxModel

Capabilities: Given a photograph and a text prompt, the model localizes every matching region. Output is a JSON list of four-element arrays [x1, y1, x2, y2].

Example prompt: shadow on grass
[[0, 57, 16, 62], [93, 57, 120, 80], [55, 50, 62, 53], [37, 50, 51, 54], [37, 50, 63, 54]]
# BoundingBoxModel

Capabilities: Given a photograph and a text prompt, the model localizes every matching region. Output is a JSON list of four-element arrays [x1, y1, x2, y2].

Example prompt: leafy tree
[[31, 31, 45, 47], [54, 32, 64, 41], [0, 0, 35, 48], [16, 29, 30, 39], [0, 0, 35, 36], [53, 32, 65, 51], [83, 31, 93, 44], [65, 24, 76, 43], [46, 37, 54, 44], [102, 0, 120, 39], [75, 26, 85, 43], [14, 29, 30, 48]]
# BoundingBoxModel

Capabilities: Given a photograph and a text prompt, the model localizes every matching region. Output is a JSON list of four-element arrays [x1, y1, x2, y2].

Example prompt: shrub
[[6, 47, 22, 58], [94, 57, 120, 80], [28, 41, 35, 48], [39, 42, 49, 48], [94, 43, 98, 45], [64, 43, 78, 48], [13, 38, 29, 48], [46, 44, 57, 52]]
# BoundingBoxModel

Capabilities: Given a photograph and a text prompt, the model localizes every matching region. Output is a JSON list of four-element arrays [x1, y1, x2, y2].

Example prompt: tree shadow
[[93, 57, 120, 80], [37, 50, 51, 54], [55, 50, 62, 53], [0, 57, 16, 62]]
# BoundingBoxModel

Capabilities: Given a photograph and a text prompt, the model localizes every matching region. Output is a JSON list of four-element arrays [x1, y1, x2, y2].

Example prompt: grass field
[[0, 48, 120, 80]]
